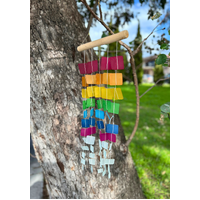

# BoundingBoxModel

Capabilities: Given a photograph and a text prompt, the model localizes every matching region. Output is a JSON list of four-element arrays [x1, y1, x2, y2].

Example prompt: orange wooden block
[[82, 77, 88, 87], [85, 75, 96, 84], [96, 74, 103, 84], [109, 73, 123, 85], [102, 73, 109, 84]]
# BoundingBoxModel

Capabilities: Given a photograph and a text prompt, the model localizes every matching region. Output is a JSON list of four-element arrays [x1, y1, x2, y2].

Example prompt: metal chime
[[77, 30, 129, 178]]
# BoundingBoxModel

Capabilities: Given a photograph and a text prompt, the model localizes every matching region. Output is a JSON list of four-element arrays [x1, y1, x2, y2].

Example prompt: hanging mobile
[[77, 30, 129, 178]]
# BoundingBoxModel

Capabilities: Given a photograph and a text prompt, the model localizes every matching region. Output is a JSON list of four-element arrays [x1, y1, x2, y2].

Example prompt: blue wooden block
[[81, 119, 89, 128], [83, 110, 87, 118], [106, 124, 118, 134], [89, 117, 95, 126], [97, 121, 104, 129], [90, 108, 94, 117], [95, 110, 104, 119]]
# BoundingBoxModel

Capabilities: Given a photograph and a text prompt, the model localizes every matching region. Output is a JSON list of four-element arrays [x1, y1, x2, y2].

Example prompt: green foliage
[[77, 0, 168, 30], [101, 32, 107, 38], [154, 64, 164, 83], [160, 43, 169, 50], [151, 11, 162, 20], [116, 84, 170, 199], [133, 21, 143, 84], [155, 54, 167, 65]]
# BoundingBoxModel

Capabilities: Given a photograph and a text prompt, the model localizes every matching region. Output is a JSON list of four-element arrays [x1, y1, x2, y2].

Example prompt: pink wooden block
[[78, 63, 87, 74], [99, 131, 116, 142], [86, 60, 98, 74], [80, 128, 88, 137], [109, 56, 124, 70], [87, 127, 96, 135], [80, 127, 96, 137], [100, 57, 111, 70]]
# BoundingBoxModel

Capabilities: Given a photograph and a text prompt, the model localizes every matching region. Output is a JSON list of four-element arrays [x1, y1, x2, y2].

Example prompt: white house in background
[[142, 56, 170, 83]]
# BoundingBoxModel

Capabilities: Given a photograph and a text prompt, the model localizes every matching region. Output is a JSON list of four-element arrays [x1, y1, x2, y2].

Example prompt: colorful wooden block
[[106, 124, 118, 134], [102, 73, 109, 84], [86, 98, 95, 107], [83, 110, 87, 118], [109, 56, 124, 70], [102, 88, 114, 100], [96, 73, 103, 84], [113, 88, 123, 100], [89, 117, 95, 126], [90, 108, 94, 117], [97, 99, 103, 109], [86, 60, 98, 74], [78, 63, 87, 74], [87, 86, 97, 97], [82, 77, 88, 87], [82, 89, 89, 98], [85, 75, 96, 84], [97, 121, 104, 129], [81, 119, 90, 128], [95, 110, 104, 119], [100, 57, 111, 70], [107, 102, 120, 114], [87, 127, 96, 135], [95, 86, 104, 98], [99, 131, 116, 142], [108, 73, 123, 85], [102, 100, 111, 111], [80, 127, 96, 137], [83, 100, 87, 109]]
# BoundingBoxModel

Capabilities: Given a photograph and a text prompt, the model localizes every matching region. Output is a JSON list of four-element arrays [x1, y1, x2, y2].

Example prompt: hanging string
[[105, 44, 109, 129], [111, 42, 118, 133], [90, 50, 94, 116]]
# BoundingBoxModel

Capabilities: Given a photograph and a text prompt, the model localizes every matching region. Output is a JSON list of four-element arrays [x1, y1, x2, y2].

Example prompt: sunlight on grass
[[119, 84, 170, 199]]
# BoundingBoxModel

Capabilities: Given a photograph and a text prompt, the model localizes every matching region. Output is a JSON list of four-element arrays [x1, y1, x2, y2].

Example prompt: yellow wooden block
[[82, 89, 89, 98], [102, 73, 109, 84], [87, 86, 97, 97], [109, 73, 123, 85], [82, 77, 88, 87], [113, 88, 123, 100], [96, 74, 103, 84], [85, 75, 96, 84], [102, 88, 114, 100], [95, 87, 105, 98]]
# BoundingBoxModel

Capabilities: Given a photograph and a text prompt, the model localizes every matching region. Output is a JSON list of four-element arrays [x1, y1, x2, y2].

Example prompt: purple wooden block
[[109, 56, 124, 70], [99, 131, 116, 142], [78, 63, 87, 74], [86, 60, 98, 74], [100, 57, 111, 70]]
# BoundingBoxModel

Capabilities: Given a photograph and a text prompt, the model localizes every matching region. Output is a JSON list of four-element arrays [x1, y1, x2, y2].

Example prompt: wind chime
[[77, 30, 129, 178]]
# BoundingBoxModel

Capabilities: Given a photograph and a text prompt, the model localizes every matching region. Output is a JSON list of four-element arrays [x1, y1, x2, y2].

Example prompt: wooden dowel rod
[[77, 30, 129, 52]]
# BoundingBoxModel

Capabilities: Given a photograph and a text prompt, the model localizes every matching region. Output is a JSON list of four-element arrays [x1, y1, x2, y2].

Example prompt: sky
[[87, 0, 170, 58]]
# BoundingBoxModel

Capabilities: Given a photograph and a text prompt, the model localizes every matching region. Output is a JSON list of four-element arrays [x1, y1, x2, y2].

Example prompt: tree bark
[[30, 0, 145, 198]]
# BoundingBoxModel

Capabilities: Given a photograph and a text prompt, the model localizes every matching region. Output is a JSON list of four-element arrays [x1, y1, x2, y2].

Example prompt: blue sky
[[87, 0, 170, 58]]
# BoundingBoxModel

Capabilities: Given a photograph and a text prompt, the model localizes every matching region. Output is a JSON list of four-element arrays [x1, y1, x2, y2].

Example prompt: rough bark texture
[[30, 0, 145, 198]]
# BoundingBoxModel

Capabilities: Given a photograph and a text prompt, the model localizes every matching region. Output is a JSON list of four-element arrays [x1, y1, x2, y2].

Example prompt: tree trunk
[[30, 0, 145, 198]]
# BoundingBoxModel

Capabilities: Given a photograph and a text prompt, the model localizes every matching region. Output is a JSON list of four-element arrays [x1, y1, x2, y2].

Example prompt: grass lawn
[[117, 84, 170, 199]]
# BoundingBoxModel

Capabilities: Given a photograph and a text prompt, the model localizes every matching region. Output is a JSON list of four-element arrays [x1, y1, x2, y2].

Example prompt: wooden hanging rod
[[77, 30, 129, 52]]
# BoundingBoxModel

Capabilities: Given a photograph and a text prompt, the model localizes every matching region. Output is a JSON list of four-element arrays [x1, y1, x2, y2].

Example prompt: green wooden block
[[108, 102, 120, 114], [103, 100, 111, 111], [97, 99, 103, 109], [83, 100, 87, 110], [87, 98, 95, 107]]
